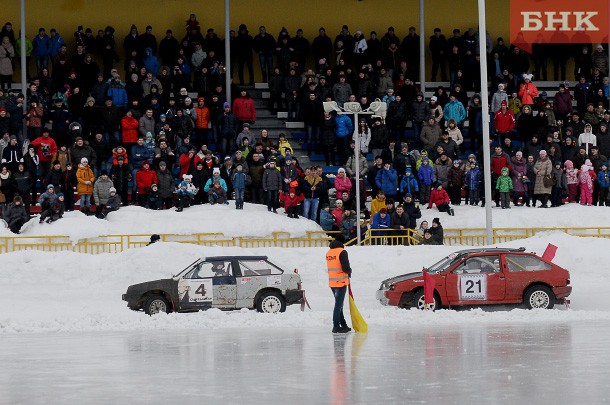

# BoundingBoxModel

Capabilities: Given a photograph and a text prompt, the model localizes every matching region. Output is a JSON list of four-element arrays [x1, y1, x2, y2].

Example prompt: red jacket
[[494, 110, 516, 134], [121, 115, 139, 144], [518, 82, 539, 105], [136, 168, 158, 194], [232, 97, 256, 122], [491, 153, 511, 177], [279, 190, 304, 208], [428, 188, 450, 208], [31, 136, 58, 162], [179, 153, 194, 178]]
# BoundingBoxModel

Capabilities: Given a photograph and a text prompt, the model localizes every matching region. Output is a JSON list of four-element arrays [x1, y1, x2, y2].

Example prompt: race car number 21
[[459, 274, 487, 300]]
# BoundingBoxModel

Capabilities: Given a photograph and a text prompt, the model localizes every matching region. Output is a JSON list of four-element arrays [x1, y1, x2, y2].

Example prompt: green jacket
[[496, 174, 513, 192], [16, 38, 33, 57]]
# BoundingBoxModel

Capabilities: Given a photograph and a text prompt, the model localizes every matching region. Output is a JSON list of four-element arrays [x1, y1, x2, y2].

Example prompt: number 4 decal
[[459, 274, 487, 300], [195, 283, 207, 296]]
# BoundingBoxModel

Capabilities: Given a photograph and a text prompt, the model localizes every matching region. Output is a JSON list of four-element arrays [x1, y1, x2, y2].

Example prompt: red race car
[[376, 247, 571, 310]]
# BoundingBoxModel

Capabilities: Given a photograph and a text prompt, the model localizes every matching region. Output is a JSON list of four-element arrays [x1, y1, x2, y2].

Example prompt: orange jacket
[[326, 247, 350, 287], [518, 82, 538, 105], [195, 106, 210, 129], [76, 164, 95, 195]]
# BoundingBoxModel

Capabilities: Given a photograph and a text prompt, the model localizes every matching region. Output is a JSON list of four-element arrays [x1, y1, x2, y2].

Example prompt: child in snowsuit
[[447, 160, 464, 205], [231, 164, 247, 210], [551, 161, 567, 207], [496, 167, 513, 209], [40, 193, 65, 223], [578, 164, 596, 205], [176, 175, 197, 211], [279, 187, 304, 218], [465, 161, 481, 205], [147, 183, 162, 210], [597, 162, 610, 206], [98, 187, 121, 218], [399, 167, 419, 201], [208, 180, 227, 205], [564, 160, 579, 203], [370, 190, 387, 218], [418, 157, 434, 204]]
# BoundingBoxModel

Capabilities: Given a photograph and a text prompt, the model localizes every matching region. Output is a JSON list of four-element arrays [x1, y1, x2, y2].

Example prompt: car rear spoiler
[[542, 244, 558, 262]]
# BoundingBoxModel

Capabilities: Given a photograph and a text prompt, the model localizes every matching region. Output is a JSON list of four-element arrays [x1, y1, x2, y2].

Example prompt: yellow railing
[[1, 227, 610, 254]]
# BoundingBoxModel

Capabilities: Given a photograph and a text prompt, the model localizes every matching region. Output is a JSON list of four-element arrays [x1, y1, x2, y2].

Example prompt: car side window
[[455, 255, 501, 274], [239, 260, 282, 276], [190, 261, 233, 278], [505, 255, 552, 272]]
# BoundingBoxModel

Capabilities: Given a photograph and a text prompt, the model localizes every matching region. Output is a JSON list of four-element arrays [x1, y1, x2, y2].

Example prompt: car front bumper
[[376, 289, 390, 306], [285, 289, 305, 305]]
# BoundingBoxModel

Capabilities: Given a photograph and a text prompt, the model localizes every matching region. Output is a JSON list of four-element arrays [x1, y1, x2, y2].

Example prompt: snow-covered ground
[[1, 231, 608, 334]]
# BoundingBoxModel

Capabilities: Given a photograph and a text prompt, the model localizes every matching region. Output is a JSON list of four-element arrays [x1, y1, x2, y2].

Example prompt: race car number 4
[[459, 274, 487, 300]]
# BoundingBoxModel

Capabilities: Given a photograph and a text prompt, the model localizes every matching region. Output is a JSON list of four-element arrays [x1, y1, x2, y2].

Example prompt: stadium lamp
[[343, 102, 363, 114], [323, 101, 341, 113]]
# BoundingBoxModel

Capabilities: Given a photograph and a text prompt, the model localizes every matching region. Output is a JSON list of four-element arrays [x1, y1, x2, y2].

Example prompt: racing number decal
[[459, 274, 487, 300], [179, 279, 213, 304]]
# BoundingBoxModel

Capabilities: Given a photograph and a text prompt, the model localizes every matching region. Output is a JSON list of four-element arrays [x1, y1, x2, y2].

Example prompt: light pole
[[224, 0, 231, 103], [323, 101, 386, 245], [478, 0, 493, 245], [20, 0, 27, 137], [419, 0, 426, 94]]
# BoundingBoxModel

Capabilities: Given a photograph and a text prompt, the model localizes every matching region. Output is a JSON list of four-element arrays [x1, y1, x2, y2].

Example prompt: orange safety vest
[[326, 247, 350, 287]]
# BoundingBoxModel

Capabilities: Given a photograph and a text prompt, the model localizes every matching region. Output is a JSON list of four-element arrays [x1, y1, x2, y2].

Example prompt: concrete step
[[277, 112, 288, 119], [286, 122, 305, 129], [255, 82, 269, 90]]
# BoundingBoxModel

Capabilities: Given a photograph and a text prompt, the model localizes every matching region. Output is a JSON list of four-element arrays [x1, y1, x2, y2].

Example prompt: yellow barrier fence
[[1, 227, 610, 254]]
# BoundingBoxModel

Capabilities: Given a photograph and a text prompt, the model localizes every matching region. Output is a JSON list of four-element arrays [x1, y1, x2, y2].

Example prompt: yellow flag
[[348, 285, 368, 333]]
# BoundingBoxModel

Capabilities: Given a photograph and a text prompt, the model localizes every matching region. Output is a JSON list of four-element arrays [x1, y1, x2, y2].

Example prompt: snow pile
[[1, 203, 323, 241], [1, 232, 608, 334]]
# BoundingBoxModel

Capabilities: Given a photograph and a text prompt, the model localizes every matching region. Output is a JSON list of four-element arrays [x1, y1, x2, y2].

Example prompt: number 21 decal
[[459, 274, 487, 300]]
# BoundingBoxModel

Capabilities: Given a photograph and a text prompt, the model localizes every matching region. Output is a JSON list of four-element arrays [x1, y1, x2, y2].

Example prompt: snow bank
[[1, 232, 607, 334], [0, 203, 323, 241]]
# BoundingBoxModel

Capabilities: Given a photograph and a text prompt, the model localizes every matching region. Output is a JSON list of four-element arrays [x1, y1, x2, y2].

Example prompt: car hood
[[126, 278, 174, 294], [381, 271, 422, 287]]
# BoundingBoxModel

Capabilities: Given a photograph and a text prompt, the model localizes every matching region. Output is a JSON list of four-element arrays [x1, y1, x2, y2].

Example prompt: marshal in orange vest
[[326, 247, 350, 287]]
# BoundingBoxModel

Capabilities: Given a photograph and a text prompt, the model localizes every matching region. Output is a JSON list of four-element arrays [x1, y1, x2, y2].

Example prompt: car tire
[[414, 289, 440, 311], [256, 291, 286, 314], [524, 286, 555, 309], [144, 294, 171, 315]]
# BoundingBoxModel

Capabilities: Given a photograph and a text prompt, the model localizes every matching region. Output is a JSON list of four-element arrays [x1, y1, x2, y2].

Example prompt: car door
[[177, 260, 237, 310], [444, 254, 506, 305], [235, 259, 284, 308], [504, 253, 554, 301]]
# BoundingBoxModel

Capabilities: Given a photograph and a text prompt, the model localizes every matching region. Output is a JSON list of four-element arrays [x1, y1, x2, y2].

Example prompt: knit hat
[[158, 161, 167, 167], [501, 167, 509, 173], [404, 193, 412, 199], [182, 174, 193, 180], [47, 184, 54, 190], [81, 157, 88, 164], [432, 217, 441, 225], [109, 187, 116, 193], [213, 167, 220, 175], [141, 160, 150, 167], [585, 159, 592, 166], [116, 155, 124, 161], [57, 193, 64, 198], [65, 161, 73, 167], [379, 208, 387, 214], [430, 96, 437, 102], [285, 154, 293, 161], [501, 100, 508, 106], [223, 102, 230, 108]]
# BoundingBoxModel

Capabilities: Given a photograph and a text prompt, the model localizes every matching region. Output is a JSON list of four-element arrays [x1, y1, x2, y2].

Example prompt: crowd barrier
[[1, 227, 609, 254]]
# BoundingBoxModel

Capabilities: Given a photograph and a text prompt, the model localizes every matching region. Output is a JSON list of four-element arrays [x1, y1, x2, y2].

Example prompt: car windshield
[[174, 259, 203, 278], [427, 252, 462, 274]]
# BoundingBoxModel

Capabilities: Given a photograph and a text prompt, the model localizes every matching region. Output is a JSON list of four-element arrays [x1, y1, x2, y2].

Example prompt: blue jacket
[[375, 167, 398, 196], [371, 212, 391, 230], [232, 171, 247, 190], [335, 114, 353, 138], [443, 99, 466, 124], [399, 173, 419, 194], [320, 210, 335, 231], [143, 48, 160, 76], [597, 170, 610, 188], [418, 164, 435, 186], [49, 34, 65, 58], [107, 85, 128, 107], [466, 167, 482, 189], [130, 144, 148, 169], [32, 34, 51, 57]]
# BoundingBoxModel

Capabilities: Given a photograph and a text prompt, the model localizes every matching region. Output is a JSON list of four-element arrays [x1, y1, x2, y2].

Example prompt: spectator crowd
[[0, 16, 609, 242]]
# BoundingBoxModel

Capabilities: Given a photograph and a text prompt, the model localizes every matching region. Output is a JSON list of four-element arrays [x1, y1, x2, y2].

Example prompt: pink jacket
[[334, 174, 352, 199]]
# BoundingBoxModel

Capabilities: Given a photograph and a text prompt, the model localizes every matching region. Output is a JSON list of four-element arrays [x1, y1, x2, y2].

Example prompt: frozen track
[[1, 322, 609, 404]]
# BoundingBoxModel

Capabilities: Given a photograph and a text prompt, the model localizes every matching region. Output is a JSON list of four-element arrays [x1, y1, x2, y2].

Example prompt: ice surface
[[1, 323, 609, 404]]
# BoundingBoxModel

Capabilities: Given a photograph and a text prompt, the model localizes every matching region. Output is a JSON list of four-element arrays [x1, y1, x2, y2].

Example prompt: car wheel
[[414, 290, 440, 311], [256, 291, 286, 313], [144, 294, 170, 315], [524, 286, 555, 309]]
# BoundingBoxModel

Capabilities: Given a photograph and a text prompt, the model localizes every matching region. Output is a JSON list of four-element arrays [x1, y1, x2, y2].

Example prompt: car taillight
[[566, 278, 570, 285]]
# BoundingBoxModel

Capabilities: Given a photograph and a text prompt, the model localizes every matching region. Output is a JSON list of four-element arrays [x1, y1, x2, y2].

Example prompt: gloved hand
[[212, 192, 218, 199]]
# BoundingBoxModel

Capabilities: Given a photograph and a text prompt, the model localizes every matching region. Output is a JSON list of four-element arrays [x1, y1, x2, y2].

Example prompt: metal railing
[[1, 227, 609, 254]]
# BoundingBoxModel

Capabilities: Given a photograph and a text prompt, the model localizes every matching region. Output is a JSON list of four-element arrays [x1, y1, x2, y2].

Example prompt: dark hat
[[65, 161, 73, 167], [141, 160, 150, 167], [404, 193, 412, 199], [150, 234, 161, 242], [379, 208, 388, 214], [101, 170, 108, 176], [424, 229, 432, 235], [53, 160, 60, 166], [432, 217, 441, 225], [116, 155, 124, 161], [159, 161, 167, 166], [57, 192, 64, 198]]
